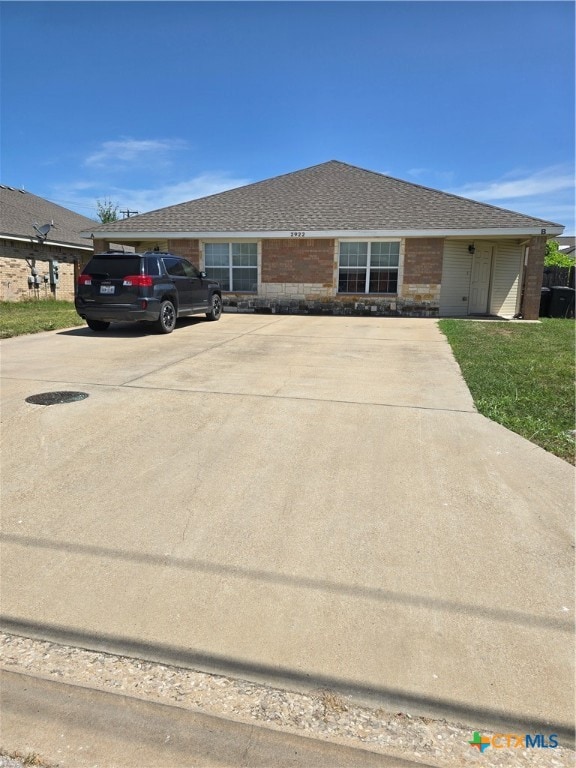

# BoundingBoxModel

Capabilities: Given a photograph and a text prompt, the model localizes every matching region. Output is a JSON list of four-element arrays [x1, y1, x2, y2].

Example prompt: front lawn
[[439, 318, 575, 464], [0, 300, 83, 338]]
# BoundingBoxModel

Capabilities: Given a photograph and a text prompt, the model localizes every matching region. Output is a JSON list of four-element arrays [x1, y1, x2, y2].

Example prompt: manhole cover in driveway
[[25, 391, 89, 405]]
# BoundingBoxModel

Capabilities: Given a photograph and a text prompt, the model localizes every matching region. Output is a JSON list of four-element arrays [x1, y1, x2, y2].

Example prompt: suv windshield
[[84, 256, 142, 278]]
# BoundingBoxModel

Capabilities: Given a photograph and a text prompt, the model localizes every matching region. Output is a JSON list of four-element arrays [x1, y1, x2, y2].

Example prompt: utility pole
[[120, 209, 139, 219]]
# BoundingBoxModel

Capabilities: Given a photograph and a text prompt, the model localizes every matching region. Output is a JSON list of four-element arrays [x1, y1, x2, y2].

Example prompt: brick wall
[[403, 238, 444, 284], [167, 239, 201, 263], [0, 239, 86, 301], [262, 238, 335, 285], [401, 238, 444, 304], [522, 235, 546, 320]]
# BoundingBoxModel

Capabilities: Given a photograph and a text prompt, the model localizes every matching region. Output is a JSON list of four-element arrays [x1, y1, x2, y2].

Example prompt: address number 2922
[[290, 231, 306, 237]]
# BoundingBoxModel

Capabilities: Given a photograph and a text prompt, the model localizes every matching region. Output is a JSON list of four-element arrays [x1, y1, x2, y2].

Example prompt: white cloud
[[447, 165, 575, 231], [114, 173, 252, 213], [49, 172, 251, 218], [84, 138, 187, 168], [449, 166, 575, 202], [406, 167, 456, 186]]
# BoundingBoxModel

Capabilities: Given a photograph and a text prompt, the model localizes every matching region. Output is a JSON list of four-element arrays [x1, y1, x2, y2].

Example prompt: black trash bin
[[539, 287, 551, 317], [549, 286, 575, 318]]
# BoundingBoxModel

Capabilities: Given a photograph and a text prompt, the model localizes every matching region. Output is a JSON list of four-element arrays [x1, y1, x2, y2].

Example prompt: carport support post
[[522, 236, 547, 320]]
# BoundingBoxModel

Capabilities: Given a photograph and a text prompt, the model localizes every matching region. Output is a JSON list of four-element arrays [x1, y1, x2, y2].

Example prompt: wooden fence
[[542, 265, 575, 288]]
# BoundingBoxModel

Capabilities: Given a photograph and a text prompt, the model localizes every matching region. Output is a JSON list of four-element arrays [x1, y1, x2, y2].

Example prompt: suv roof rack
[[100, 249, 139, 255]]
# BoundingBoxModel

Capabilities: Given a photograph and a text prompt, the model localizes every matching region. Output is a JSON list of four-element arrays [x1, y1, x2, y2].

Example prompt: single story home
[[84, 161, 564, 320], [557, 236, 575, 257], [0, 186, 95, 301]]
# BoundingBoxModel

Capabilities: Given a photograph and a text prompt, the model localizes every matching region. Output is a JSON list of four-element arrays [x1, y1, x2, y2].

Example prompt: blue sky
[[1, 1, 574, 232]]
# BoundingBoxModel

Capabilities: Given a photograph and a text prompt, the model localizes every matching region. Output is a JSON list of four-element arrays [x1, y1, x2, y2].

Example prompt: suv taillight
[[78, 274, 92, 285], [122, 275, 153, 287]]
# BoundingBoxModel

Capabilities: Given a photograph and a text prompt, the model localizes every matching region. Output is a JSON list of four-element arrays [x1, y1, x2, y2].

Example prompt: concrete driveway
[[1, 315, 573, 737]]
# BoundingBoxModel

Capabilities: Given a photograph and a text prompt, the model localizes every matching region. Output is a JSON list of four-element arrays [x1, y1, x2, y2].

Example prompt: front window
[[204, 243, 258, 292], [338, 241, 399, 294]]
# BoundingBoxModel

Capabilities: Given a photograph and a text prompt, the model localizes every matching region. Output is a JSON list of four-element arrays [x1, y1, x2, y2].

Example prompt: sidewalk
[[0, 670, 423, 768]]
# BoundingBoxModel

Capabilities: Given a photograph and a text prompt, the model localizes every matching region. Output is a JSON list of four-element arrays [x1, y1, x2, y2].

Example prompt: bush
[[545, 240, 574, 268]]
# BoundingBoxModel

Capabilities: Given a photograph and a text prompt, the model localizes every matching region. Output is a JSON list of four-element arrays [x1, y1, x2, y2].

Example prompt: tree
[[544, 240, 573, 268], [96, 198, 120, 223]]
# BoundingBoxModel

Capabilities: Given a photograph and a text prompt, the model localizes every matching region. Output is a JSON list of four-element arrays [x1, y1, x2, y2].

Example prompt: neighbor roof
[[1, 185, 96, 248], [557, 236, 575, 254], [88, 161, 563, 237]]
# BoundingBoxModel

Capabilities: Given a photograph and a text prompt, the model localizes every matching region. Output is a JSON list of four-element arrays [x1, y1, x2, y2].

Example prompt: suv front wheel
[[206, 293, 222, 321], [155, 300, 177, 334]]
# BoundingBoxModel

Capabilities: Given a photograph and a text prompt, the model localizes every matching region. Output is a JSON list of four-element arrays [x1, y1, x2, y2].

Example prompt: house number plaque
[[290, 231, 306, 237]]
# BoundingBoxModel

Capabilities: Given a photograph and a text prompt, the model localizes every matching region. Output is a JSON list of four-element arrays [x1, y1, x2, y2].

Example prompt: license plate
[[100, 285, 115, 294]]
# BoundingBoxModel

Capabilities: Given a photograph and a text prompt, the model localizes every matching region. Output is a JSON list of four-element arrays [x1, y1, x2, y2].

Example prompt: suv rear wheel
[[155, 300, 177, 334], [86, 319, 110, 332], [206, 293, 222, 321]]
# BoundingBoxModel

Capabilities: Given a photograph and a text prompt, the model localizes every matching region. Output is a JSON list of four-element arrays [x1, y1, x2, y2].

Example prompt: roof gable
[[89, 160, 563, 236]]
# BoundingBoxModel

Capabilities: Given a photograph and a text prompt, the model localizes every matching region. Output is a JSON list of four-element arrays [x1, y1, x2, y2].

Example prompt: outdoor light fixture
[[468, 244, 476, 254]]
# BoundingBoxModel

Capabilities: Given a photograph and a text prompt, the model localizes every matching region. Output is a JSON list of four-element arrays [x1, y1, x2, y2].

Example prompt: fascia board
[[83, 226, 564, 240], [1, 233, 94, 250]]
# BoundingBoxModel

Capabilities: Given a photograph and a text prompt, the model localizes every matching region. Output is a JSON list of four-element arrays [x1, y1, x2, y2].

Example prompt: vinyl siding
[[439, 242, 472, 316], [489, 243, 523, 318]]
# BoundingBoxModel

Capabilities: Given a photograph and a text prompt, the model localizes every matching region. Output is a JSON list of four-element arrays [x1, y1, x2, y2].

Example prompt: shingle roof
[[0, 186, 96, 247], [90, 161, 562, 235], [557, 236, 575, 254]]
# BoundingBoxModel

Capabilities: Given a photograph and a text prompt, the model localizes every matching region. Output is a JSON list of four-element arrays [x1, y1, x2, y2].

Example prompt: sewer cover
[[25, 391, 89, 406]]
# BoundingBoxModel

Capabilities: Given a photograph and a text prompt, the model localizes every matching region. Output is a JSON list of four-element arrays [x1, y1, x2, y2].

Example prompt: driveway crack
[[121, 317, 285, 385]]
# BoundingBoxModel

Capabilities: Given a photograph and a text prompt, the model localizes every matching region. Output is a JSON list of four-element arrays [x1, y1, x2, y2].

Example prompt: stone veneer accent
[[222, 294, 439, 318], [401, 283, 441, 302], [260, 282, 333, 299]]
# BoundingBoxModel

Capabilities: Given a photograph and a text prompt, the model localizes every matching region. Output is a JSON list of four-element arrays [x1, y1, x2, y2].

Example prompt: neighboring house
[[0, 186, 95, 301], [556, 236, 575, 257], [84, 161, 564, 320]]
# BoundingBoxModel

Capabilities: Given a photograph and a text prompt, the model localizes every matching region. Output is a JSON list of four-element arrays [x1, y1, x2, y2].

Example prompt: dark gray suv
[[75, 251, 222, 333]]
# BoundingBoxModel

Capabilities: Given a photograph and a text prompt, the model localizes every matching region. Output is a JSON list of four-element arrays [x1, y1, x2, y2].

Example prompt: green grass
[[0, 299, 83, 338], [439, 318, 575, 464]]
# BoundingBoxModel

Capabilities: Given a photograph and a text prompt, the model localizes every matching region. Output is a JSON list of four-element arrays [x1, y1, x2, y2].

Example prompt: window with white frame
[[338, 241, 400, 294], [204, 242, 258, 292]]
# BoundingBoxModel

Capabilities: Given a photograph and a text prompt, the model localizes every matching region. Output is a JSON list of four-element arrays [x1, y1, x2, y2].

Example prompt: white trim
[[82, 226, 564, 241], [1, 233, 93, 251], [337, 236, 401, 242]]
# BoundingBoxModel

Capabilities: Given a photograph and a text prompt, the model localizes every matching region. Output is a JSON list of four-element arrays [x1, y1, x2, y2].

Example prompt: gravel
[[1, 632, 572, 767]]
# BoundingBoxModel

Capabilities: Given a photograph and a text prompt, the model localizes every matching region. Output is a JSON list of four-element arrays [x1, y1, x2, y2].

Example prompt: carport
[[440, 239, 526, 317]]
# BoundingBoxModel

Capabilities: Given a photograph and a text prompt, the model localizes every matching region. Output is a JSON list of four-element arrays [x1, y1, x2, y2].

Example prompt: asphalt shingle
[[0, 186, 96, 247], [89, 161, 562, 234]]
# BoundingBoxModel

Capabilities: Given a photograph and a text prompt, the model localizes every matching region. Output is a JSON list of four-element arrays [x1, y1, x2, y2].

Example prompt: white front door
[[469, 245, 493, 314]]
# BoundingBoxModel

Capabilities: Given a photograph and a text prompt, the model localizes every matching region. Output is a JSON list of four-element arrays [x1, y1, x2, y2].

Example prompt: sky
[[1, 1, 574, 233]]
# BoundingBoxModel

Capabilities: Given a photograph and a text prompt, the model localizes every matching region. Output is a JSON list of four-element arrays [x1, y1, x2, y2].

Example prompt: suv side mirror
[[199, 271, 207, 279]]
